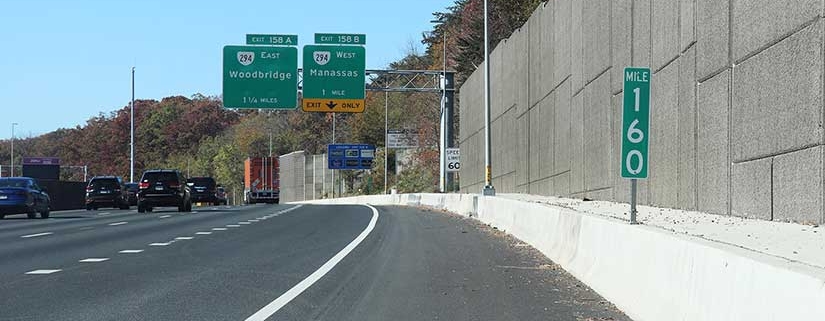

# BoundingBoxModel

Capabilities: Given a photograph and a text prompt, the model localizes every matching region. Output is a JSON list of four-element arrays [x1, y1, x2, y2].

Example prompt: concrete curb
[[297, 194, 825, 321]]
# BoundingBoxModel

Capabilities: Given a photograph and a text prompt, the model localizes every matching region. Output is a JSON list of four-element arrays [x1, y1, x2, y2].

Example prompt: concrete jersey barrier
[[297, 193, 825, 321]]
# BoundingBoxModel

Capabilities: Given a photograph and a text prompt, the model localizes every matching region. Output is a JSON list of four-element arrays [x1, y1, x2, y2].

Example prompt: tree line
[[0, 0, 540, 196]]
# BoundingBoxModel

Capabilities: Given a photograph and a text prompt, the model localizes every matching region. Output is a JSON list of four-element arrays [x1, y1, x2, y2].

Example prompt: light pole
[[482, 0, 495, 196], [431, 19, 448, 193], [10, 123, 18, 177], [384, 91, 389, 194], [130, 67, 135, 183]]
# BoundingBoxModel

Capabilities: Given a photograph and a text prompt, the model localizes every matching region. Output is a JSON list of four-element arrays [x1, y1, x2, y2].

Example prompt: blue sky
[[0, 0, 453, 139]]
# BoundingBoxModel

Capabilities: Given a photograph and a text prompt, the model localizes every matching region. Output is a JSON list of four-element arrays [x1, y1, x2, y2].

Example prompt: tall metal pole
[[130, 67, 135, 183], [439, 35, 447, 193], [332, 113, 336, 198], [384, 91, 389, 194], [482, 0, 495, 196], [10, 123, 17, 177]]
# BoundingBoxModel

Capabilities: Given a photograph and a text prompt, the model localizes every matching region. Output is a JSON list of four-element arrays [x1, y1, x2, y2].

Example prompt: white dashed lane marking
[[196, 232, 212, 235], [227, 225, 241, 228], [21, 232, 53, 238], [149, 242, 172, 246], [212, 227, 227, 231], [25, 269, 61, 275], [119, 250, 144, 254], [159, 215, 171, 219], [175, 237, 194, 240], [109, 222, 128, 226], [239, 222, 251, 225], [79, 258, 110, 263]]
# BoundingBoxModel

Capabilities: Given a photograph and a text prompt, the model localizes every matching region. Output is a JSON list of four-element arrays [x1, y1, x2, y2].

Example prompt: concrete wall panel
[[528, 6, 545, 108], [583, 73, 612, 192], [570, 91, 585, 194], [680, 0, 695, 51], [516, 112, 530, 191], [732, 0, 820, 62], [697, 70, 730, 215], [554, 80, 572, 176], [571, 0, 584, 93], [554, 172, 570, 197], [678, 46, 697, 210], [490, 44, 506, 120], [553, 0, 570, 88], [696, 0, 729, 80], [632, 0, 652, 67], [528, 103, 543, 184], [611, 0, 632, 94], [529, 177, 552, 196], [583, 0, 610, 83], [649, 61, 679, 208], [511, 27, 530, 116], [731, 158, 772, 220], [732, 21, 823, 162], [539, 1, 555, 98], [652, 0, 680, 71], [773, 146, 824, 224]]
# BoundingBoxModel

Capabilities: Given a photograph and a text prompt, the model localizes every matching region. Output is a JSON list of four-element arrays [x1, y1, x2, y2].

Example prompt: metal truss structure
[[297, 69, 454, 93]]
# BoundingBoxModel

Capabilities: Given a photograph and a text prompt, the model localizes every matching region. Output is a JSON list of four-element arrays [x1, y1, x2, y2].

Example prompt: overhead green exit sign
[[315, 33, 366, 45], [246, 34, 298, 46]]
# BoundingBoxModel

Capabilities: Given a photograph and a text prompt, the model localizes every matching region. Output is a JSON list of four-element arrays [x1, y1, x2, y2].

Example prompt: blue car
[[0, 177, 51, 219]]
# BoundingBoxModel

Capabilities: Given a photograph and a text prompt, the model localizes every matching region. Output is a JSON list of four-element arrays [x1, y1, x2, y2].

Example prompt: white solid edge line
[[21, 232, 53, 238], [244, 204, 379, 321]]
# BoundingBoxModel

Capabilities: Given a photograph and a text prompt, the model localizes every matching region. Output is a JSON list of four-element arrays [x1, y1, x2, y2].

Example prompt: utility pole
[[130, 67, 135, 183], [10, 123, 17, 177], [482, 0, 496, 196]]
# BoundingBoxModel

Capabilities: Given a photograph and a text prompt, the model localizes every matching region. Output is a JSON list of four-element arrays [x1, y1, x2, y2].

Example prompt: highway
[[0, 204, 630, 320]]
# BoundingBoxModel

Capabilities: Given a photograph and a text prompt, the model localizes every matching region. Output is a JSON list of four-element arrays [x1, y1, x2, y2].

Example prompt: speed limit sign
[[446, 148, 460, 172]]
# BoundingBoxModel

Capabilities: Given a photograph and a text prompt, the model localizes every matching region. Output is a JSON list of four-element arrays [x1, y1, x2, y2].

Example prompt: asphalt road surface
[[0, 203, 630, 321]]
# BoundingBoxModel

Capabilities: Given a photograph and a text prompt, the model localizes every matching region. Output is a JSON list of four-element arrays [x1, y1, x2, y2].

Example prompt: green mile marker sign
[[620, 67, 651, 179], [222, 45, 298, 109]]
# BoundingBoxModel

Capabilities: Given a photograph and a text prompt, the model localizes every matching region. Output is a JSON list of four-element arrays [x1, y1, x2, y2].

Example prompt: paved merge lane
[[0, 204, 629, 320]]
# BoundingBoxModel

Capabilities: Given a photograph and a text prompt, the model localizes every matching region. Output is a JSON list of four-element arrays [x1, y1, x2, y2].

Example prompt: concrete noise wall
[[459, 0, 825, 224], [279, 152, 334, 203]]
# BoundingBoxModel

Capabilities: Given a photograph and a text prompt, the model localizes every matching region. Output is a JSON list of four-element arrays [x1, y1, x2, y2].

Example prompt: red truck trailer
[[244, 157, 279, 204]]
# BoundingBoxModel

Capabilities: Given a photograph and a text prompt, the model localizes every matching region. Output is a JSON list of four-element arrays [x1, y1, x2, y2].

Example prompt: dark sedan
[[0, 177, 51, 219], [125, 183, 139, 206]]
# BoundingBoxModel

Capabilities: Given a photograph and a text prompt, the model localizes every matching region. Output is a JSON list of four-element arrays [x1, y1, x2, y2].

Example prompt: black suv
[[85, 176, 130, 210], [187, 176, 218, 205], [137, 170, 192, 213]]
